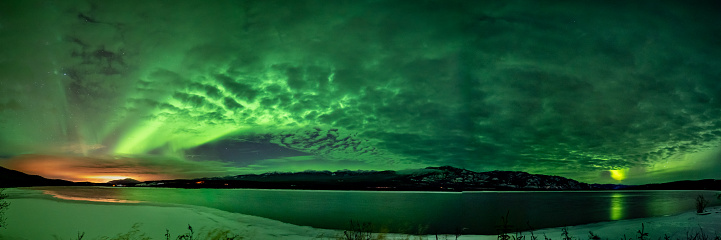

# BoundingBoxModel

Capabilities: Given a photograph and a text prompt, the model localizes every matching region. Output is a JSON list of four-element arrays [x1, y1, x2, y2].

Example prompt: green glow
[[113, 115, 248, 155], [168, 126, 242, 151], [1, 0, 721, 182], [610, 169, 628, 181], [114, 121, 164, 154], [609, 193, 624, 221]]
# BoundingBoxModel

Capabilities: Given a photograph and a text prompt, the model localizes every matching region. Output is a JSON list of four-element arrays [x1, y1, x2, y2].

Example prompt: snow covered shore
[[491, 207, 721, 240], [0, 198, 340, 239], [0, 188, 719, 240]]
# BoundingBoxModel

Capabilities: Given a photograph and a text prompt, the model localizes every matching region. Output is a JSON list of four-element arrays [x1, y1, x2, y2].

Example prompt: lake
[[25, 187, 721, 234]]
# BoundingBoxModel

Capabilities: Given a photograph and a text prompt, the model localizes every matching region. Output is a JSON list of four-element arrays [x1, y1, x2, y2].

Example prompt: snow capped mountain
[[159, 166, 595, 191], [401, 166, 592, 190]]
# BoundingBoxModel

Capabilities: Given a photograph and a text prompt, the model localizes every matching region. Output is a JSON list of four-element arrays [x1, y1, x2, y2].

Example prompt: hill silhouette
[[0, 166, 75, 188]]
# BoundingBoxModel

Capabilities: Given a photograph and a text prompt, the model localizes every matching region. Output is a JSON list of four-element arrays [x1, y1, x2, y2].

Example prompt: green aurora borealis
[[1, 0, 721, 184]]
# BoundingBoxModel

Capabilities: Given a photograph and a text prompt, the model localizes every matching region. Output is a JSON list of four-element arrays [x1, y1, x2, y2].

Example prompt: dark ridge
[[3, 165, 717, 191], [0, 166, 75, 188], [623, 179, 721, 190], [137, 166, 596, 191]]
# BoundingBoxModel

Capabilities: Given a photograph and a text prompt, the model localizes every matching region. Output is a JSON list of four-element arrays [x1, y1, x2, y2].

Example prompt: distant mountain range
[[2, 165, 720, 191], [622, 179, 721, 190], [136, 166, 721, 191], [133, 166, 716, 191]]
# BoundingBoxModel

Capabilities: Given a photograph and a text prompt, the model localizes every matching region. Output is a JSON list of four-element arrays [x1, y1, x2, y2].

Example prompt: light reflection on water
[[609, 192, 624, 220]]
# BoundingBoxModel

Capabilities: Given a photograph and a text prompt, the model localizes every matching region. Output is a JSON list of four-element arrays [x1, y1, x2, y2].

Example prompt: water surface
[[27, 187, 721, 234]]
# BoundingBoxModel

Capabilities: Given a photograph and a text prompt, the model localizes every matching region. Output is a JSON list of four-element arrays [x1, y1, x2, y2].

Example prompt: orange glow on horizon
[[80, 175, 136, 183], [0, 154, 173, 183]]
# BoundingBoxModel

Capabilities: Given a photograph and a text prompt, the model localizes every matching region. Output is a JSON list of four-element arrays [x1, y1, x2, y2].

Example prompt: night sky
[[1, 0, 721, 184]]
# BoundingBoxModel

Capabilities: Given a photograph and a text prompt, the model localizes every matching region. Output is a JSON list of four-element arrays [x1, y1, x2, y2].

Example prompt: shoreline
[[0, 197, 340, 240], [0, 188, 719, 239]]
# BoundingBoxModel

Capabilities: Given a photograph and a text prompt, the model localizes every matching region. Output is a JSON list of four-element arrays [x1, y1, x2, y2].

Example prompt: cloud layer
[[1, 0, 720, 183]]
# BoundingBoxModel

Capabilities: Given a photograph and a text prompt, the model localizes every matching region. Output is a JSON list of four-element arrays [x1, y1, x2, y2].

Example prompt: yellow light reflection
[[610, 192, 624, 220]]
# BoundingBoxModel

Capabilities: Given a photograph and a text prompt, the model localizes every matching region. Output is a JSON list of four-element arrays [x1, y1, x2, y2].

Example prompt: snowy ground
[[495, 207, 721, 240], [0, 188, 719, 240]]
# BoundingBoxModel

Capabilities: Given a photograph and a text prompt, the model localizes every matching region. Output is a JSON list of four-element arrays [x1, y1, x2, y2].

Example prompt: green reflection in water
[[610, 192, 624, 220]]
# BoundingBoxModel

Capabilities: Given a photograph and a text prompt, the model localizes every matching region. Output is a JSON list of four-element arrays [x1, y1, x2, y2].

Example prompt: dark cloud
[[186, 138, 309, 165], [223, 97, 244, 110], [215, 74, 259, 101], [270, 128, 379, 159]]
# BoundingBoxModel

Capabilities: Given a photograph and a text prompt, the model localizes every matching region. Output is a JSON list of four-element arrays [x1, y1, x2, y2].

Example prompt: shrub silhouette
[[342, 220, 374, 240], [0, 188, 9, 229], [695, 195, 709, 213]]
